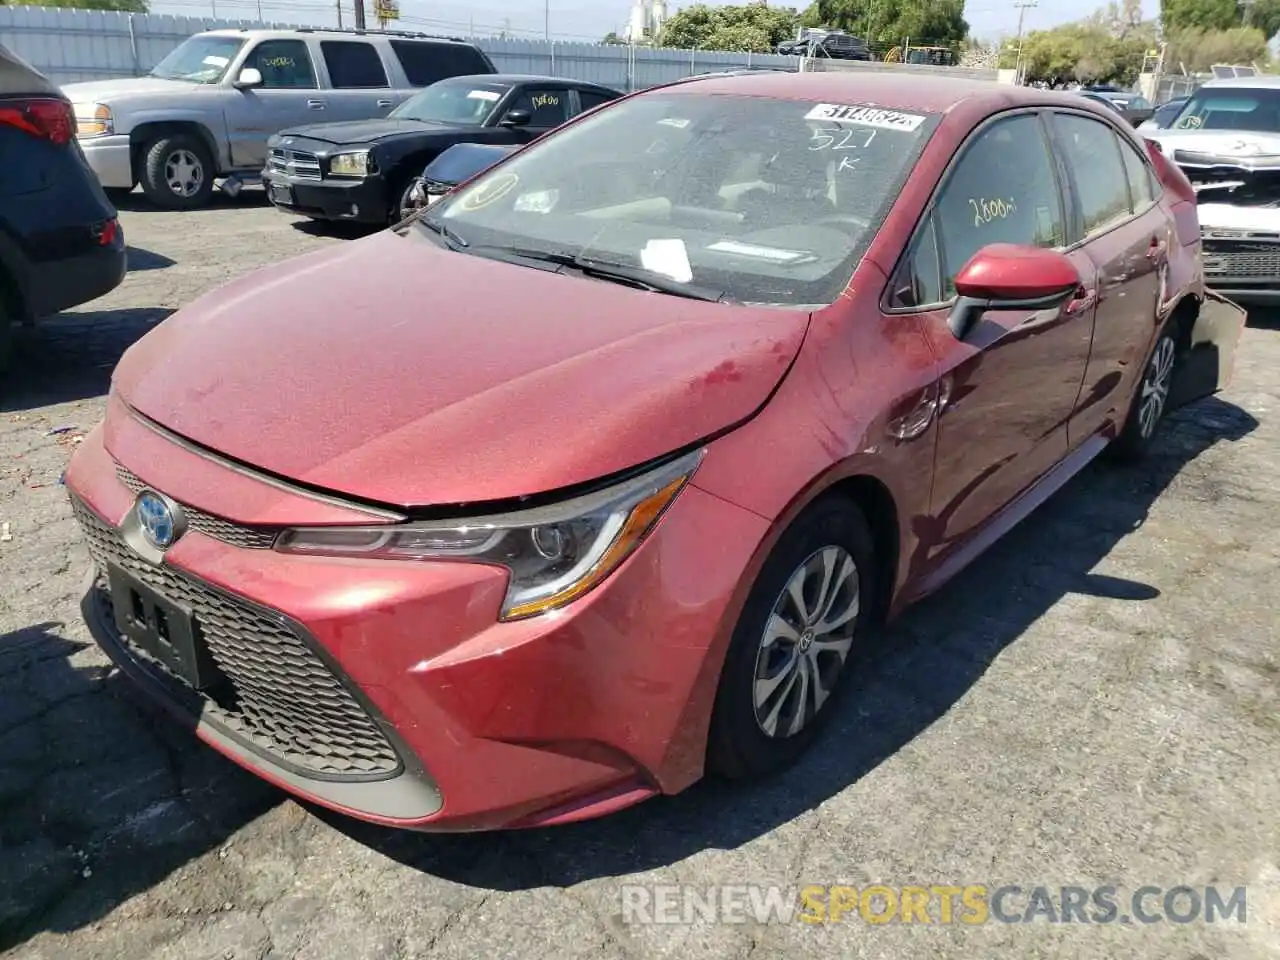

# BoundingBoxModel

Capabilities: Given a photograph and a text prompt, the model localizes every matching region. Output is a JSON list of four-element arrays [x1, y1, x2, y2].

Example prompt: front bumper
[[65, 415, 768, 831], [77, 135, 135, 190], [262, 168, 390, 224]]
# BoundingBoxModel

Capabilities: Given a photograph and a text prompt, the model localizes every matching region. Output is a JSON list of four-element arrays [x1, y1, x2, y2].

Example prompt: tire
[[139, 133, 215, 210], [706, 495, 877, 781], [388, 176, 422, 226], [1109, 323, 1179, 462]]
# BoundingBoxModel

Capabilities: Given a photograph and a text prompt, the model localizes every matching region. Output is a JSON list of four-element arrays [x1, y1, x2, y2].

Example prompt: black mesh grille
[[72, 496, 403, 781], [115, 463, 279, 549], [1200, 240, 1280, 278]]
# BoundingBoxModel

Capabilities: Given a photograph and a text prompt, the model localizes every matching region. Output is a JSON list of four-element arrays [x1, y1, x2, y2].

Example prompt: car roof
[[658, 71, 1108, 116], [1201, 74, 1280, 89], [445, 73, 617, 91], [200, 28, 479, 46]]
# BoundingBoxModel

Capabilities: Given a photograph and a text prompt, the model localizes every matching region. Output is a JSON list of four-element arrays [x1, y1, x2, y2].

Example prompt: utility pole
[[353, 0, 366, 31], [1012, 0, 1037, 85], [545, 0, 550, 40], [1242, 0, 1257, 27], [336, 0, 342, 28]]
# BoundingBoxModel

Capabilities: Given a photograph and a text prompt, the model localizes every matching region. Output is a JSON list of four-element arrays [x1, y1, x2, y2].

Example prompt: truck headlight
[[274, 449, 703, 620], [328, 151, 370, 177], [74, 103, 113, 138]]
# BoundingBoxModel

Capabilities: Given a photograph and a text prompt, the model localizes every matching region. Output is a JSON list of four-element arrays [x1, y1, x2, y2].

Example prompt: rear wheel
[[1109, 324, 1179, 461], [140, 133, 215, 210], [706, 496, 876, 780]]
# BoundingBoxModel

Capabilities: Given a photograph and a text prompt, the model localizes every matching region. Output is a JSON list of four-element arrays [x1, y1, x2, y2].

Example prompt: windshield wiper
[[417, 216, 469, 250], [472, 247, 733, 303]]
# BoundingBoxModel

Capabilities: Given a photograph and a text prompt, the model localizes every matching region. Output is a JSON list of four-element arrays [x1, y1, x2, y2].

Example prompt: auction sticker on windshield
[[457, 172, 519, 211], [804, 103, 926, 132]]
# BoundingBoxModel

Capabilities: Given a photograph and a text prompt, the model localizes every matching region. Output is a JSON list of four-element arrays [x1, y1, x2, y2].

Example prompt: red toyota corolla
[[66, 73, 1244, 832]]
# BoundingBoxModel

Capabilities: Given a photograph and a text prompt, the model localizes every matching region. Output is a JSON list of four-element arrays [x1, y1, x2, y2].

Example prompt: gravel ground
[[1, 192, 1277, 960]]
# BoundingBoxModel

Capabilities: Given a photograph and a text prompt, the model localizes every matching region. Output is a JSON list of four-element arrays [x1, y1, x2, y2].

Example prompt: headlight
[[74, 103, 112, 138], [274, 449, 704, 620], [328, 151, 370, 177]]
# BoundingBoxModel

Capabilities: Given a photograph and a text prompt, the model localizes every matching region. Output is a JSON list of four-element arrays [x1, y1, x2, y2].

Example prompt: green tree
[[1165, 24, 1269, 69], [799, 0, 967, 47], [7, 0, 149, 9], [1161, 0, 1240, 32], [658, 3, 800, 52], [602, 31, 625, 45]]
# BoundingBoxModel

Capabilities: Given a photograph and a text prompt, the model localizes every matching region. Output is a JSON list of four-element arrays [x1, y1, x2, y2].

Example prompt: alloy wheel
[[752, 545, 860, 738], [164, 149, 204, 199], [1138, 336, 1176, 439]]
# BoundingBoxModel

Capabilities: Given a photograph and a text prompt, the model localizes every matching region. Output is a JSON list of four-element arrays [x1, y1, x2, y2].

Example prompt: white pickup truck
[[61, 27, 496, 209]]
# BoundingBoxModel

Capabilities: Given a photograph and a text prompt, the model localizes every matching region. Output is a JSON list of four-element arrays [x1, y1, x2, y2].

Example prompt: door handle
[[1065, 287, 1097, 315], [376, 98, 393, 108], [306, 99, 326, 110], [1146, 236, 1168, 261]]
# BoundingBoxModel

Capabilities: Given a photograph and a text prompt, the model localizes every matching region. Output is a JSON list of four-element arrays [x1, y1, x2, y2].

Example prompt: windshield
[[390, 80, 510, 124], [432, 93, 938, 307], [149, 35, 245, 84], [1172, 86, 1280, 132]]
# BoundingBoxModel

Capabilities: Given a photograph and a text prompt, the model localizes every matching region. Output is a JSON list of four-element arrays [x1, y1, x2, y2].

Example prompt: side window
[[891, 217, 944, 308], [507, 88, 570, 128], [933, 113, 1066, 298], [320, 41, 388, 89], [244, 40, 316, 90], [1052, 114, 1131, 234], [577, 90, 618, 112], [389, 40, 490, 86], [1117, 136, 1155, 211]]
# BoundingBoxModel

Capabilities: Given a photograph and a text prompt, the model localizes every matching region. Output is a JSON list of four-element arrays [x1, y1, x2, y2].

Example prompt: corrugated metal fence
[[0, 5, 997, 90]]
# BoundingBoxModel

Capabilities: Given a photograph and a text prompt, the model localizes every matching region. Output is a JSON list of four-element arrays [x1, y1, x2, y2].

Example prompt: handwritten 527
[[810, 126, 877, 151]]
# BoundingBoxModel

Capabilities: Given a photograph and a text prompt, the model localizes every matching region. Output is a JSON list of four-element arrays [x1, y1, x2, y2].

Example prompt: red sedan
[[66, 72, 1243, 831]]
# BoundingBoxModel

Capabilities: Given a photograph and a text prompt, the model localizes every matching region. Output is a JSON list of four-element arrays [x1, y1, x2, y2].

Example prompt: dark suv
[[1, 44, 126, 370]]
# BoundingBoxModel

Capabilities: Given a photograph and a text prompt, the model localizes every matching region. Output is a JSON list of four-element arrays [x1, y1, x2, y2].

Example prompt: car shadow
[[1246, 306, 1280, 329], [318, 395, 1259, 888], [0, 623, 282, 950], [0, 308, 173, 412], [125, 246, 176, 272], [110, 188, 271, 214], [289, 218, 382, 241]]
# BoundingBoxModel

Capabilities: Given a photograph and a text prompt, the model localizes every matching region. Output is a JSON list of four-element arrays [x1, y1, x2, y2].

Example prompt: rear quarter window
[[389, 40, 491, 87], [320, 40, 388, 89]]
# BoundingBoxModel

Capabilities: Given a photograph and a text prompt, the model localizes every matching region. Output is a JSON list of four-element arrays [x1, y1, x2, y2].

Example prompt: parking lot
[[1, 193, 1277, 960]]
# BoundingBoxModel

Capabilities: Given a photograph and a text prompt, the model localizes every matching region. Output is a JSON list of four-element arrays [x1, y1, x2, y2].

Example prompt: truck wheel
[[140, 134, 215, 210]]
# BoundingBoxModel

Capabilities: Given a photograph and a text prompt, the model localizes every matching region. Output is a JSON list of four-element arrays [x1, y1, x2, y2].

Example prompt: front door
[[892, 111, 1098, 563], [228, 38, 324, 170], [496, 86, 572, 142]]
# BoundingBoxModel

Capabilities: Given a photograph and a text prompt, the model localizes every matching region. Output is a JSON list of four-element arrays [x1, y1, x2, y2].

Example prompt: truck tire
[[140, 133, 215, 210]]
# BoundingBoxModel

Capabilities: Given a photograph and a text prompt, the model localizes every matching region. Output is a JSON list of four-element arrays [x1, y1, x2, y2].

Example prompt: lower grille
[[1201, 241, 1280, 279], [72, 496, 403, 781], [268, 147, 321, 180]]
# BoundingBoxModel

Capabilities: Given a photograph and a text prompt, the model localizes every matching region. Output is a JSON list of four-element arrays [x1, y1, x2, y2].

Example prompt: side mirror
[[948, 243, 1081, 341], [234, 67, 264, 90], [500, 108, 532, 128]]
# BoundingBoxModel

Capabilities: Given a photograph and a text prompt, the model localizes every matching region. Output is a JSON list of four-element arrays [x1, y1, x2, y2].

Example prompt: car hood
[[278, 118, 461, 146], [1147, 128, 1280, 168], [111, 230, 809, 508], [61, 76, 201, 103]]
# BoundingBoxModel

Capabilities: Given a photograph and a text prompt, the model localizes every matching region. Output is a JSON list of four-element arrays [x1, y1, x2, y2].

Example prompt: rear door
[[386, 40, 495, 90], [886, 111, 1098, 558], [317, 39, 397, 121], [229, 38, 323, 169], [1048, 110, 1169, 445]]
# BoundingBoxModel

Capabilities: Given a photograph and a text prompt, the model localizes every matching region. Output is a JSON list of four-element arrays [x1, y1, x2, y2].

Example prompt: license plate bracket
[[269, 182, 294, 206], [106, 563, 220, 690]]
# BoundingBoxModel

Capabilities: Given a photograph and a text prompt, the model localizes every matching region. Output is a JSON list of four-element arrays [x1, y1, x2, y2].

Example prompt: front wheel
[[706, 496, 876, 781], [139, 134, 215, 210], [1109, 325, 1178, 461]]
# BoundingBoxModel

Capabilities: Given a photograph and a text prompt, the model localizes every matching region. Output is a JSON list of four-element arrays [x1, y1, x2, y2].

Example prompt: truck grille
[[115, 463, 277, 549], [268, 147, 321, 180], [71, 496, 403, 781], [1201, 239, 1280, 279]]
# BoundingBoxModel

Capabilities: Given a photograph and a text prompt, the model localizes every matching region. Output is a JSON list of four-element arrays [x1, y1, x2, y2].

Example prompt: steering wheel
[[813, 214, 871, 234]]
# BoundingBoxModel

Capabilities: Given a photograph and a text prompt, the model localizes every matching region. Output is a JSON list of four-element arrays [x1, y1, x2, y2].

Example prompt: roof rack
[[235, 26, 468, 43]]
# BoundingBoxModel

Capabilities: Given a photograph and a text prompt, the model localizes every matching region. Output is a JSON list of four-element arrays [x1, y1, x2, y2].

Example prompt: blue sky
[[149, 0, 1165, 45]]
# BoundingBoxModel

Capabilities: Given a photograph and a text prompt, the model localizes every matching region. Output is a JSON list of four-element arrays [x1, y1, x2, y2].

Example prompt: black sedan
[[262, 74, 623, 227]]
